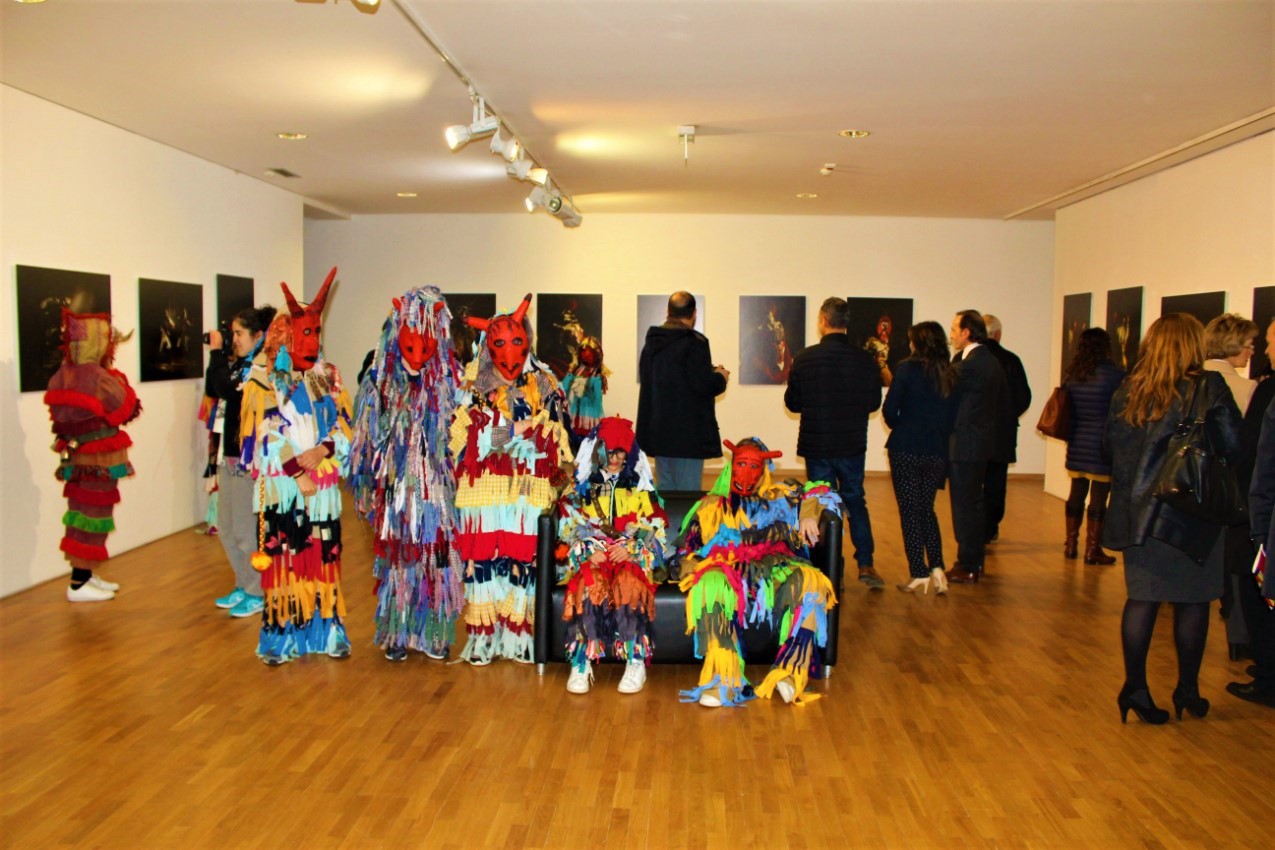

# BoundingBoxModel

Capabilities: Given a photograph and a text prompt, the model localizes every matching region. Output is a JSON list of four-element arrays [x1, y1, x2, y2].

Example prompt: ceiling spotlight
[[444, 92, 499, 151], [838, 129, 871, 138], [489, 128, 521, 162], [506, 154, 534, 181], [527, 167, 549, 186], [819, 163, 836, 176], [525, 184, 556, 213]]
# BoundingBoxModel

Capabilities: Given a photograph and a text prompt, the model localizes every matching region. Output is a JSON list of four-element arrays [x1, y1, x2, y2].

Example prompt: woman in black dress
[[1062, 328, 1125, 563]]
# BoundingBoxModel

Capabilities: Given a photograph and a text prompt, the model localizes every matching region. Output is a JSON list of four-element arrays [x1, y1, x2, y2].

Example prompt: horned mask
[[466, 293, 532, 382], [723, 438, 782, 497], [279, 267, 336, 371]]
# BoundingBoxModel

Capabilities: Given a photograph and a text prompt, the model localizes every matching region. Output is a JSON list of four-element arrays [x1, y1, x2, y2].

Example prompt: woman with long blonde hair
[[1103, 313, 1243, 724]]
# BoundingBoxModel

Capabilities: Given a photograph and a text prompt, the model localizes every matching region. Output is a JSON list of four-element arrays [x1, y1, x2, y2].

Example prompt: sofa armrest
[[814, 508, 844, 667], [534, 512, 557, 665]]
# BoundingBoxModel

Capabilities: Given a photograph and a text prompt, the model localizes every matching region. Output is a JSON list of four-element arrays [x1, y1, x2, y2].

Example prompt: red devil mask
[[280, 267, 336, 371], [467, 293, 532, 382], [393, 298, 442, 374], [724, 439, 782, 497]]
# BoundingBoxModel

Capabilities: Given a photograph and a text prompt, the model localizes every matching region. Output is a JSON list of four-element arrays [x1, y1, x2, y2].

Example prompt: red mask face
[[578, 342, 600, 368], [724, 439, 782, 496], [397, 324, 437, 374], [467, 294, 533, 383], [280, 267, 336, 372]]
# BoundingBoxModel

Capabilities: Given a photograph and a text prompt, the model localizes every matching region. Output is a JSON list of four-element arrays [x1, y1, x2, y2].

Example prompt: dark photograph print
[[536, 293, 603, 380], [442, 292, 497, 366], [1161, 291, 1226, 328], [216, 275, 254, 326], [1105, 286, 1143, 372], [1252, 285, 1274, 378], [636, 293, 705, 376], [845, 296, 913, 387], [1060, 292, 1091, 384], [16, 265, 113, 392], [739, 295, 805, 385], [139, 278, 203, 382]]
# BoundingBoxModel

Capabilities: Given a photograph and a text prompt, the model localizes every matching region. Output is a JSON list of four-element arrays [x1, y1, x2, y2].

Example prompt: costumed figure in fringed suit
[[677, 438, 841, 707], [557, 415, 668, 694], [346, 286, 465, 662], [44, 310, 141, 603], [240, 268, 354, 665], [559, 335, 609, 450], [451, 294, 572, 665]]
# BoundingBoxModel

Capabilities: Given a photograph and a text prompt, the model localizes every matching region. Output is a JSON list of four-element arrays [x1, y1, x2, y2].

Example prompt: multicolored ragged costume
[[450, 294, 572, 665], [346, 286, 465, 661], [558, 336, 609, 445], [677, 439, 841, 707], [557, 416, 668, 686], [240, 269, 354, 665], [43, 310, 141, 594]]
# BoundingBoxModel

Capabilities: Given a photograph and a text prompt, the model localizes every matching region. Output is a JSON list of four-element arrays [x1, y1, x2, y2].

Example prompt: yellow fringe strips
[[698, 645, 744, 690]]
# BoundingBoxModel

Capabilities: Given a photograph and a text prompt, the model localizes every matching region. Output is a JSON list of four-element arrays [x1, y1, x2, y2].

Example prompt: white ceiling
[[3, 0, 1272, 222]]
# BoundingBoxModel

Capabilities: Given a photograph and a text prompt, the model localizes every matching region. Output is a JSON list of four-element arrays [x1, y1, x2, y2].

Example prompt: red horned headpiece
[[723, 438, 782, 496], [279, 266, 336, 371], [467, 293, 533, 382], [391, 295, 447, 374]]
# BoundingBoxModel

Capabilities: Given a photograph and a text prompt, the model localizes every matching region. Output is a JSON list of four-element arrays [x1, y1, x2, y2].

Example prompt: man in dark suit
[[981, 314, 1032, 544], [946, 310, 1010, 584]]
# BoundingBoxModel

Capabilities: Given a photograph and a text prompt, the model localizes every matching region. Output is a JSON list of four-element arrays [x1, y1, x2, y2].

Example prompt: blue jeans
[[806, 455, 874, 568], [654, 457, 706, 493]]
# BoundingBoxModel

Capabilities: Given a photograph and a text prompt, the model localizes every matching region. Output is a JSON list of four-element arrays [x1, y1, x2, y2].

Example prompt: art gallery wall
[[305, 212, 1055, 474], [0, 86, 304, 597], [1047, 131, 1275, 499]]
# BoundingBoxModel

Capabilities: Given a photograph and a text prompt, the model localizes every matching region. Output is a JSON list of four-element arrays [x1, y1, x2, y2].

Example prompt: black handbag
[[1036, 386, 1072, 440], [1152, 376, 1247, 526]]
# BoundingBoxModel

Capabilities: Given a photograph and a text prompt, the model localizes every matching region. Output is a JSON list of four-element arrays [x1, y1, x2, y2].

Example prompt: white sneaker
[[698, 691, 722, 708], [775, 678, 796, 704], [566, 661, 593, 694], [617, 659, 647, 694], [67, 582, 115, 603], [89, 575, 120, 592]]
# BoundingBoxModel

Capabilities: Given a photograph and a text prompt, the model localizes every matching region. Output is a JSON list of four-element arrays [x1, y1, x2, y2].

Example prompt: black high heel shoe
[[1172, 685, 1210, 721], [1118, 686, 1170, 725]]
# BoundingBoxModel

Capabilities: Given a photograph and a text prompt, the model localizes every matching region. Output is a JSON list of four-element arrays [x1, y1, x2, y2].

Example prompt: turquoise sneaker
[[215, 587, 245, 609], [229, 594, 264, 618]]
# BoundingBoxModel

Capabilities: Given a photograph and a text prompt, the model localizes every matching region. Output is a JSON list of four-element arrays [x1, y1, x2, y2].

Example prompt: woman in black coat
[[1103, 314, 1244, 724], [1062, 328, 1125, 563]]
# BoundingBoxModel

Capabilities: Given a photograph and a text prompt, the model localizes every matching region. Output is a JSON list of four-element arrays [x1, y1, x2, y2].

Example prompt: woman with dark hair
[[1103, 313, 1243, 724], [1062, 327, 1125, 563], [882, 321, 956, 594]]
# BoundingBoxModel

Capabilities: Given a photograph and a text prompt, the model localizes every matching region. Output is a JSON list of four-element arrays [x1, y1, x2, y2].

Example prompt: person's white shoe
[[775, 678, 796, 704], [617, 659, 647, 694], [88, 575, 120, 592], [698, 691, 722, 708], [67, 582, 115, 603], [566, 661, 593, 694]]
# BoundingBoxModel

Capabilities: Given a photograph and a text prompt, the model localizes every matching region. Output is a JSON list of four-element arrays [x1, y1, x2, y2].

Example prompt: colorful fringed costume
[[240, 269, 354, 664], [558, 336, 609, 446], [451, 294, 572, 665], [557, 416, 668, 683], [346, 286, 465, 660], [43, 310, 141, 594], [677, 439, 841, 707]]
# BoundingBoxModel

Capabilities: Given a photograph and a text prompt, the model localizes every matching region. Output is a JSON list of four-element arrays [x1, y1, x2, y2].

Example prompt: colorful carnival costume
[[450, 294, 572, 665], [240, 269, 354, 665], [346, 286, 465, 662], [557, 416, 668, 694], [44, 310, 141, 603], [678, 439, 841, 707], [558, 335, 609, 447]]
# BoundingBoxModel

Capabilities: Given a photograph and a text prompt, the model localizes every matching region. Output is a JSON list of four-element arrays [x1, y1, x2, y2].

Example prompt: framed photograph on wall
[[1253, 285, 1274, 378], [1161, 291, 1226, 328], [536, 293, 603, 380], [443, 292, 497, 365], [845, 296, 913, 386], [636, 293, 705, 379], [739, 295, 805, 385], [16, 265, 113, 393], [139, 278, 203, 382], [216, 274, 254, 326], [1105, 286, 1143, 372], [1060, 293, 1091, 384]]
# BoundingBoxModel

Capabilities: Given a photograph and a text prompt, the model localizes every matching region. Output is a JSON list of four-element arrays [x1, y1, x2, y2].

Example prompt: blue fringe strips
[[256, 596, 350, 663], [459, 559, 535, 664], [678, 647, 753, 707], [372, 556, 463, 656]]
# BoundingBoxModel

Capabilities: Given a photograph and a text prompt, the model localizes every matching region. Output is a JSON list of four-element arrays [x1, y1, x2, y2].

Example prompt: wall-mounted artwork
[[1060, 293, 1091, 383], [139, 278, 203, 382], [216, 274, 254, 326], [636, 293, 705, 379], [16, 265, 113, 392], [1252, 285, 1275, 378], [1105, 286, 1143, 372], [845, 296, 913, 385], [536, 293, 603, 380], [443, 292, 497, 365], [739, 295, 804, 385], [1161, 291, 1226, 328]]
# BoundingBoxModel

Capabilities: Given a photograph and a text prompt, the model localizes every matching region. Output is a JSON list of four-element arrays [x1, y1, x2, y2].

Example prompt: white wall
[[1047, 132, 1275, 498], [305, 213, 1055, 474], [1, 86, 304, 597]]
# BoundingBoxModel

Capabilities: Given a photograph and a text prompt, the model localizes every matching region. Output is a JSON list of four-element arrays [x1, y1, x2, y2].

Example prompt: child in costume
[[240, 269, 354, 665], [557, 415, 668, 694], [44, 309, 141, 602], [558, 335, 609, 448], [450, 294, 572, 665], [677, 438, 841, 707], [346, 286, 465, 661]]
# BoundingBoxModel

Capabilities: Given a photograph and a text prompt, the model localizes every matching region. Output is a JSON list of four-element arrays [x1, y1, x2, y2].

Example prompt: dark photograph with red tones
[[739, 295, 804, 385], [536, 293, 602, 380]]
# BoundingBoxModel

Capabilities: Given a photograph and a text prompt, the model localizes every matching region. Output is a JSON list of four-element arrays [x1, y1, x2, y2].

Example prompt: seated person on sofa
[[678, 438, 841, 708], [557, 416, 670, 695]]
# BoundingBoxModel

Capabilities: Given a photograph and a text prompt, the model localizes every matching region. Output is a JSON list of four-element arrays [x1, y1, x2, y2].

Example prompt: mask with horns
[[467, 293, 532, 382], [724, 438, 782, 497], [280, 267, 336, 371]]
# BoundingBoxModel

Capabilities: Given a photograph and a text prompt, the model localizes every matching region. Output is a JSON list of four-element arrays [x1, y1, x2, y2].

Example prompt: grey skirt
[[1123, 532, 1224, 604]]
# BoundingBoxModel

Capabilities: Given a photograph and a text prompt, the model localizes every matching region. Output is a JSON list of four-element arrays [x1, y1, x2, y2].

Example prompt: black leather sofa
[[533, 490, 844, 676]]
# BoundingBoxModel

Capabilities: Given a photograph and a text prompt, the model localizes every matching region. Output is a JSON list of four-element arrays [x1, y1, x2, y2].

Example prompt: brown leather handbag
[[1036, 386, 1072, 440]]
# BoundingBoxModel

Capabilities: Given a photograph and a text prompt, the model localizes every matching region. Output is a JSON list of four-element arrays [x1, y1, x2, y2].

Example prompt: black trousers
[[984, 460, 1009, 541], [948, 460, 987, 571]]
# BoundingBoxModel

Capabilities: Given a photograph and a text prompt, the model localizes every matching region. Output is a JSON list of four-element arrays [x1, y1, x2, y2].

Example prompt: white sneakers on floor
[[566, 661, 594, 694], [66, 581, 115, 602], [617, 659, 647, 694], [89, 575, 120, 592], [775, 677, 796, 704]]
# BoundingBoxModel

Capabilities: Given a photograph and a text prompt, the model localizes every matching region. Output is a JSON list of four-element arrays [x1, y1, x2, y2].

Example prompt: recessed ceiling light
[[796, 193, 818, 199], [14, 1, 49, 4], [838, 129, 870, 138], [396, 192, 417, 198], [277, 132, 307, 141]]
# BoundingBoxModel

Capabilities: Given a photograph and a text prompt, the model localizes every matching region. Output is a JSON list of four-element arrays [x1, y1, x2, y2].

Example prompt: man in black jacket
[[981, 314, 1032, 544], [637, 292, 730, 491], [947, 310, 1010, 584], [785, 298, 884, 587]]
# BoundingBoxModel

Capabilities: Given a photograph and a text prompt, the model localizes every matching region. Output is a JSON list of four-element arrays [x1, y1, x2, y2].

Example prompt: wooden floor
[[2, 478, 1270, 850]]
